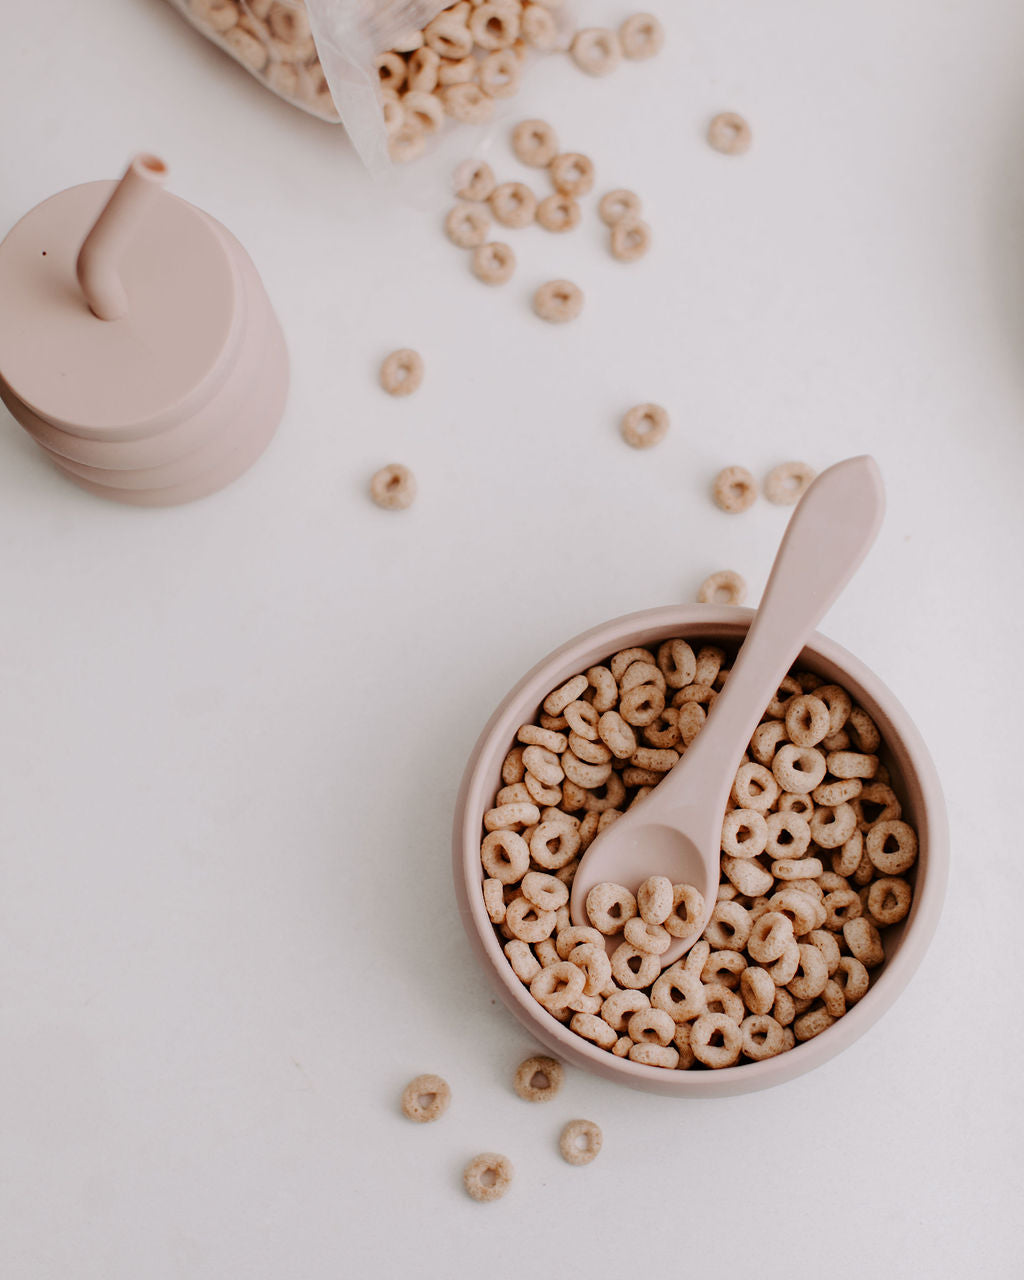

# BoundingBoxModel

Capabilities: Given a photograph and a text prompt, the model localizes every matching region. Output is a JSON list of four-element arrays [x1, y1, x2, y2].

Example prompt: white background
[[1, 2, 1022, 1276]]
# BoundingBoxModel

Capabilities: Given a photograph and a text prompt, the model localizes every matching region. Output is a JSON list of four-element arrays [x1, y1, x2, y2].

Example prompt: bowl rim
[[452, 604, 949, 1097]]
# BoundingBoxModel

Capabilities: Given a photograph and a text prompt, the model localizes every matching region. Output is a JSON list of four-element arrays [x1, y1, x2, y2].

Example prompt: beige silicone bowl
[[452, 605, 948, 1097]]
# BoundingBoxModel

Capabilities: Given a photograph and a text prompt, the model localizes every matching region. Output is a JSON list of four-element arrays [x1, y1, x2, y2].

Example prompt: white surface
[[1, 2, 1022, 1276]]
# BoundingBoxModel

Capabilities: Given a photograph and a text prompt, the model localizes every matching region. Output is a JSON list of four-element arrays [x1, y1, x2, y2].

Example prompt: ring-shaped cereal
[[764, 809, 811, 858], [505, 940, 541, 984], [620, 402, 669, 449], [835, 955, 870, 1003], [785, 694, 830, 747], [827, 750, 879, 780], [521, 2, 558, 49], [522, 744, 564, 787], [517, 724, 568, 753], [479, 48, 521, 98], [375, 51, 406, 91], [610, 218, 652, 262], [794, 1008, 836, 1042], [769, 887, 825, 936], [747, 910, 795, 963], [484, 799, 540, 831], [721, 854, 774, 898], [843, 917, 886, 967], [401, 1073, 451, 1123], [521, 870, 568, 913], [750, 722, 790, 767], [549, 152, 596, 197], [533, 279, 584, 324], [369, 462, 417, 510], [814, 777, 863, 807], [690, 1012, 743, 1068], [569, 1012, 618, 1050], [628, 1042, 680, 1068], [739, 965, 776, 1015], [379, 348, 424, 397], [568, 941, 613, 996], [867, 876, 912, 925], [866, 819, 918, 875], [585, 881, 637, 934], [445, 202, 491, 249], [536, 192, 582, 233], [482, 878, 505, 923], [512, 118, 560, 167], [530, 960, 586, 1012], [513, 1054, 564, 1101], [619, 13, 665, 60], [554, 925, 602, 961], [772, 856, 824, 882], [543, 674, 589, 718], [712, 465, 758, 513], [772, 744, 827, 794], [408, 46, 441, 92], [562, 751, 612, 789], [627, 1007, 676, 1046], [489, 181, 537, 228], [505, 896, 556, 943], [740, 1014, 787, 1061], [619, 683, 665, 726], [401, 90, 444, 136], [810, 802, 858, 849], [523, 823, 576, 872], [571, 27, 622, 76], [656, 638, 697, 688], [471, 241, 516, 286], [704, 899, 753, 951], [623, 918, 671, 954], [701, 981, 745, 1025], [470, 3, 520, 51], [580, 772, 627, 812], [707, 111, 752, 156], [847, 706, 881, 752], [425, 12, 474, 58], [610, 942, 662, 990], [599, 188, 643, 226], [600, 988, 651, 1031], [636, 874, 673, 924], [559, 1118, 603, 1165], [721, 808, 769, 858], [463, 1152, 514, 1202], [453, 158, 496, 202], [731, 761, 780, 812], [787, 943, 830, 1000], [564, 699, 600, 741], [664, 882, 705, 940], [570, 733, 612, 765], [764, 460, 816, 505]]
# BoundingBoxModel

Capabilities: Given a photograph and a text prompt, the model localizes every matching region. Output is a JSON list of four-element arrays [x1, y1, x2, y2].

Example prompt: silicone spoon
[[568, 455, 886, 967]]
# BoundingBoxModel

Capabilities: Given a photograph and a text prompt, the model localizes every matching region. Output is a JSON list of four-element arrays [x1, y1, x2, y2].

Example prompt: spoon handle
[[674, 455, 886, 798]]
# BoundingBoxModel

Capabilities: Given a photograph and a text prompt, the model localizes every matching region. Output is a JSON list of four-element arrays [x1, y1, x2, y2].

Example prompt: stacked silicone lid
[[0, 155, 288, 507]]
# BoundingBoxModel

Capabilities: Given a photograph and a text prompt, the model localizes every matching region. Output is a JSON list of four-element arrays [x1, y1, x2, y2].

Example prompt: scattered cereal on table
[[712, 465, 758, 513], [490, 181, 538, 228], [472, 241, 516, 285], [453, 158, 497, 202], [463, 1152, 514, 1203], [536, 193, 581, 233], [765, 461, 817, 506], [620, 403, 669, 449], [379, 348, 424, 397], [370, 463, 417, 511], [598, 189, 643, 226], [512, 118, 560, 168], [708, 111, 753, 156], [571, 27, 623, 77], [619, 13, 665, 61], [401, 1073, 451, 1123], [559, 1119, 603, 1166], [533, 279, 584, 324], [513, 1054, 564, 1101], [445, 202, 491, 249], [610, 218, 652, 262], [698, 570, 747, 605], [549, 152, 595, 198]]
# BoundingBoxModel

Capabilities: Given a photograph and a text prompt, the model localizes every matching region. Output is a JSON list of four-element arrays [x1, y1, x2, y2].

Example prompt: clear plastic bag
[[169, 2, 571, 173]]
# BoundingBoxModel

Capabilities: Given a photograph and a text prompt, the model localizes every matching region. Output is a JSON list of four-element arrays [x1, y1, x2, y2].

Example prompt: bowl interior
[[454, 605, 948, 1096]]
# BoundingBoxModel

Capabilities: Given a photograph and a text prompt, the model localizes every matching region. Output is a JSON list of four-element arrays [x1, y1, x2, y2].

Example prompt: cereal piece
[[866, 820, 918, 875], [664, 883, 705, 940], [868, 877, 912, 925], [740, 965, 776, 1015], [505, 940, 541, 984], [483, 878, 506, 923], [191, 0, 240, 35], [512, 119, 560, 167], [445, 202, 491, 249], [442, 83, 495, 124], [690, 1012, 743, 1068], [772, 744, 827, 794], [530, 961, 586, 1012], [402, 91, 444, 136], [702, 982, 745, 1024], [533, 280, 584, 323], [585, 882, 637, 934], [712, 465, 758, 513], [629, 1042, 680, 1068], [764, 461, 816, 506], [549, 152, 595, 199], [489, 181, 537, 228], [536, 192, 581, 232], [827, 751, 879, 780], [521, 2, 558, 48], [793, 1008, 836, 1042], [480, 829, 531, 881], [698, 570, 747, 606], [479, 48, 522, 97], [637, 875, 673, 925], [740, 1014, 787, 1061], [522, 871, 569, 912], [379, 348, 424, 397], [518, 724, 568, 753], [707, 112, 752, 156], [843, 917, 886, 968], [454, 159, 496, 202], [571, 27, 622, 76], [505, 896, 556, 943], [463, 1152, 514, 1202], [470, 3, 520, 50], [623, 918, 671, 955], [598, 189, 643, 227], [610, 218, 652, 262], [619, 13, 664, 60], [704, 900, 752, 951], [569, 942, 613, 996], [610, 942, 662, 989], [470, 240, 516, 285], [425, 13, 475, 59], [785, 695, 830, 747], [628, 1007, 676, 1046], [408, 46, 441, 92], [570, 1012, 618, 1049], [438, 55, 476, 86], [788, 943, 830, 1000], [620, 403, 669, 449], [369, 463, 416, 510], [401, 1073, 451, 1123], [513, 1054, 564, 1101], [388, 119, 427, 164], [559, 1118, 603, 1165]]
